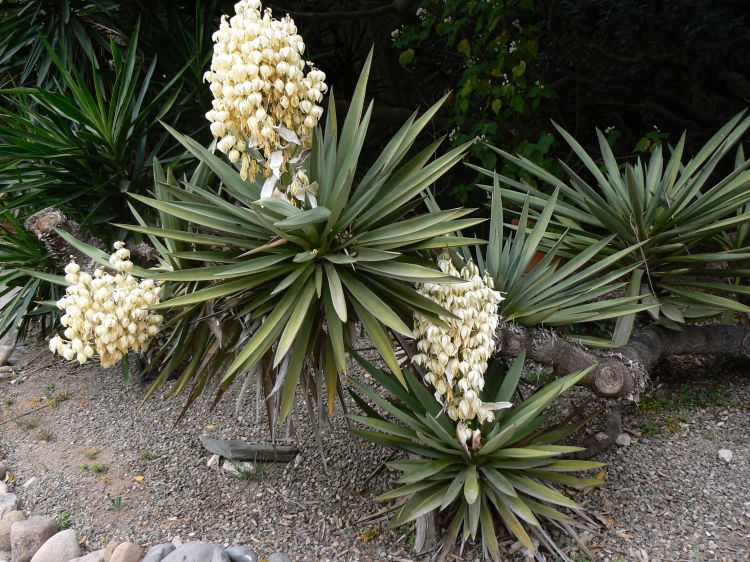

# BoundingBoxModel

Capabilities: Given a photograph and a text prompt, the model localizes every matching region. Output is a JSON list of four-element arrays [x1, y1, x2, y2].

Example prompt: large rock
[[69, 549, 105, 562], [0, 496, 17, 520], [224, 546, 257, 562], [267, 554, 292, 562], [0, 484, 7, 495], [10, 516, 57, 562], [161, 542, 229, 562], [0, 512, 25, 551], [30, 529, 81, 562], [102, 540, 121, 562], [141, 543, 175, 562], [108, 542, 142, 562]]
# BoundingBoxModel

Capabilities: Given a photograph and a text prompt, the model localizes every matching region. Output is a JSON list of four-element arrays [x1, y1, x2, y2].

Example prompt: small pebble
[[717, 449, 733, 464], [615, 433, 632, 447]]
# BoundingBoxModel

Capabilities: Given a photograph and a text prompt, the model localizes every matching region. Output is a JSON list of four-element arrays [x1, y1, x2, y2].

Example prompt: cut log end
[[592, 363, 629, 397]]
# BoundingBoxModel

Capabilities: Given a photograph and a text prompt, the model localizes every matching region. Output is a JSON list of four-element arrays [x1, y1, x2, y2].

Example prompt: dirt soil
[[0, 343, 748, 562]]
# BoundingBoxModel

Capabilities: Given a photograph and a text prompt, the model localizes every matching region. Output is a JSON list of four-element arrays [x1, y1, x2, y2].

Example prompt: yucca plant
[[425, 179, 653, 347], [349, 350, 602, 562], [0, 23, 185, 228], [479, 113, 750, 342], [0, 0, 118, 86], [0, 212, 65, 340], [74, 55, 483, 423]]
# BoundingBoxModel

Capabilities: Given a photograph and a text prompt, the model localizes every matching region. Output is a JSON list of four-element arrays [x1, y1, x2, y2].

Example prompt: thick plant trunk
[[25, 207, 106, 273], [25, 207, 158, 272], [496, 322, 750, 399]]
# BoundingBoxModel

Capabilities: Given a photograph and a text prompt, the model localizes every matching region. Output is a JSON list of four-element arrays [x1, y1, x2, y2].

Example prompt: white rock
[[0, 495, 17, 520], [109, 541, 143, 562], [21, 479, 36, 489], [0, 484, 7, 495], [68, 548, 105, 562], [30, 529, 82, 562], [221, 461, 239, 476], [171, 536, 183, 549], [207, 455, 220, 469], [615, 433, 632, 447], [718, 449, 733, 464]]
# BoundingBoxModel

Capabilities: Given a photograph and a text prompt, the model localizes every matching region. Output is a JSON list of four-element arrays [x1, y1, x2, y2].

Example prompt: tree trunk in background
[[25, 207, 106, 273], [25, 207, 158, 273], [495, 322, 750, 400]]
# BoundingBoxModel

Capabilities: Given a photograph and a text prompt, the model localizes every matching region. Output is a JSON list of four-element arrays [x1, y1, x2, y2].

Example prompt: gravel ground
[[0, 343, 749, 561]]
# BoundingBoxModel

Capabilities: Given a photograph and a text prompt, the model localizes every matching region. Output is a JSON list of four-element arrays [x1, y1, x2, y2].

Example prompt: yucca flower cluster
[[413, 259, 505, 428], [204, 0, 327, 184], [49, 243, 163, 368]]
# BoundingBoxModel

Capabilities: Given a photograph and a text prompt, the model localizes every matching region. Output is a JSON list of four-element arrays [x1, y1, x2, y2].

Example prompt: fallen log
[[495, 322, 750, 399]]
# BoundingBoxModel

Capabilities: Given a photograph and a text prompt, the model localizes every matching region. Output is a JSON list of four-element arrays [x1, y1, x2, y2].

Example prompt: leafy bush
[[483, 113, 750, 343], [350, 350, 602, 561], [394, 0, 554, 201], [0, 24, 184, 229]]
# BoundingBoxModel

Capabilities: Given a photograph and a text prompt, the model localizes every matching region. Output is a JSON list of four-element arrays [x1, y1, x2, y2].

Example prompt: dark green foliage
[[0, 212, 65, 339], [0, 0, 119, 86], [395, 0, 554, 202], [0, 25, 184, 230]]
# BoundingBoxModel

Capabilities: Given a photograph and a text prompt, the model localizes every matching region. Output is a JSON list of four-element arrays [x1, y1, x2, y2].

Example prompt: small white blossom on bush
[[203, 0, 327, 180], [49, 243, 163, 368], [413, 258, 506, 426]]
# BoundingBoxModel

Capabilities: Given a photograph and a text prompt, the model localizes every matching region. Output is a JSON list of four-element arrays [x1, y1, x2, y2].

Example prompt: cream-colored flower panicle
[[49, 243, 163, 368], [204, 0, 327, 181], [413, 259, 506, 426]]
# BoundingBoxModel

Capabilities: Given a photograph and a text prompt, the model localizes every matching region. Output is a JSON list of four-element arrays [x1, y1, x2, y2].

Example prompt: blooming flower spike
[[50, 243, 163, 368]]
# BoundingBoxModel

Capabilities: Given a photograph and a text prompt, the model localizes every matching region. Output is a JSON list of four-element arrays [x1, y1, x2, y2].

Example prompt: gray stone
[[141, 543, 175, 562], [615, 433, 632, 447], [199, 436, 297, 462], [718, 448, 733, 464], [1, 549, 10, 562], [69, 549, 105, 562], [0, 484, 7, 495], [224, 546, 257, 562], [267, 554, 292, 562], [10, 516, 57, 562], [102, 540, 121, 562], [0, 496, 17, 520], [0, 512, 25, 551], [108, 542, 143, 562], [30, 529, 81, 562], [161, 542, 229, 562]]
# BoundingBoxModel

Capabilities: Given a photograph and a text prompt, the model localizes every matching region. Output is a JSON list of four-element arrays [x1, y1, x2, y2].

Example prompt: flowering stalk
[[49, 243, 163, 368], [413, 258, 507, 450], [204, 0, 327, 205]]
